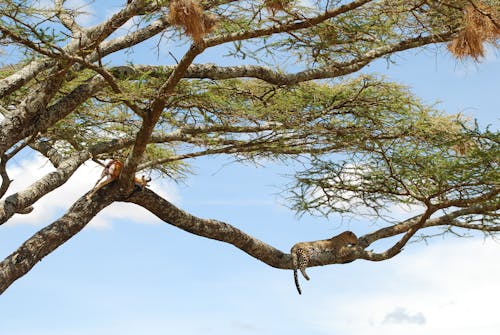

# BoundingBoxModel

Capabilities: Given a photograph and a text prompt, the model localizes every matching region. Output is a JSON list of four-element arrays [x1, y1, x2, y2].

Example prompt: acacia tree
[[0, 0, 498, 294]]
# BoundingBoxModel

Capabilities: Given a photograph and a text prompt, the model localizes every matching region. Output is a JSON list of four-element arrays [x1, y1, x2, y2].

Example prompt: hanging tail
[[294, 269, 302, 295]]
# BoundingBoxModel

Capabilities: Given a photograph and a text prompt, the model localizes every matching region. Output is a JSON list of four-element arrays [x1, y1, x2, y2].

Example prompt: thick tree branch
[[117, 31, 455, 86], [0, 194, 114, 294], [121, 43, 205, 189], [0, 0, 149, 99], [0, 75, 106, 155], [0, 59, 54, 99], [444, 219, 500, 231], [55, 0, 83, 34], [0, 156, 11, 199], [29, 140, 67, 168], [127, 188, 499, 269], [126, 188, 291, 269]]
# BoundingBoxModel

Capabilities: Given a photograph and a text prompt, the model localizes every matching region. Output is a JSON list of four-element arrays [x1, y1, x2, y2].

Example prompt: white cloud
[[383, 307, 426, 325], [5, 153, 181, 230], [308, 238, 500, 335], [5, 154, 60, 226]]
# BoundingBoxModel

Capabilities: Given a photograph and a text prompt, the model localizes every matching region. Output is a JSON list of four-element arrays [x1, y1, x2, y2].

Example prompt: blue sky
[[1, 1, 499, 334]]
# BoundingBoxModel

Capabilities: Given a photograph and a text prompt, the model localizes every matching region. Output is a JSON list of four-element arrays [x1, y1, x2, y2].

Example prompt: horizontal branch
[[357, 202, 500, 261], [126, 188, 291, 269], [116, 31, 455, 85], [376, 203, 499, 243], [0, 59, 54, 99], [1, 183, 497, 294], [127, 188, 500, 268]]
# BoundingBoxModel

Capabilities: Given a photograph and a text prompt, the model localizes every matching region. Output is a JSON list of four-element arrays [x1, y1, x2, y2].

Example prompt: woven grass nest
[[448, 2, 500, 60], [168, 0, 217, 42]]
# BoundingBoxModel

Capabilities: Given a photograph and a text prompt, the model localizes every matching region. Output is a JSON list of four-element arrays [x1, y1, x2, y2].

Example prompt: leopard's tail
[[292, 252, 302, 294], [293, 269, 302, 295]]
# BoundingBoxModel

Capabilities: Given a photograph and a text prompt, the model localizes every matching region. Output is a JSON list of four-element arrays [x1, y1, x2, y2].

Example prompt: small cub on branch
[[290, 231, 358, 295]]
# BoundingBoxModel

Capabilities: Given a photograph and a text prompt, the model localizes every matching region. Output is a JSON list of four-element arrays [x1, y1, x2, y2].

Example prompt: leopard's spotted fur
[[290, 231, 358, 294]]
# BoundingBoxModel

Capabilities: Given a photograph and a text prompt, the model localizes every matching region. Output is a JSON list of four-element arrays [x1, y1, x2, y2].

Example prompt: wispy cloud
[[383, 307, 426, 325]]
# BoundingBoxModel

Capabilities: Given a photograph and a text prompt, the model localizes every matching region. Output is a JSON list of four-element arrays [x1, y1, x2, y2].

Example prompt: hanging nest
[[448, 2, 500, 60], [168, 0, 217, 42]]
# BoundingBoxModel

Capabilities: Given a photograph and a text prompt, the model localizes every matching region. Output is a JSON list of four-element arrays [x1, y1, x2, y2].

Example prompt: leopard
[[290, 231, 358, 294]]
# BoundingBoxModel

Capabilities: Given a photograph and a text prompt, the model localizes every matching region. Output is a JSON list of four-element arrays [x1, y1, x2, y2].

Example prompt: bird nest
[[448, 2, 500, 60], [168, 0, 217, 42]]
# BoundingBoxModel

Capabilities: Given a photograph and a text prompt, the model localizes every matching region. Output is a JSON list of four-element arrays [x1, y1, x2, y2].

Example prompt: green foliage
[[290, 119, 499, 218], [0, 0, 66, 55], [222, 0, 468, 65], [1, 0, 496, 221]]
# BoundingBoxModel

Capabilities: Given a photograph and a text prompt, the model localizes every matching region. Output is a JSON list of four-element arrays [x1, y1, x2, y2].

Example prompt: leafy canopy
[[0, 0, 498, 294]]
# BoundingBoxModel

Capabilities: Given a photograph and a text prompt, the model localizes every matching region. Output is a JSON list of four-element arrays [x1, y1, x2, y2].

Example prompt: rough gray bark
[[0, 75, 106, 155], [126, 189, 500, 267], [0, 0, 497, 295], [0, 193, 115, 294]]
